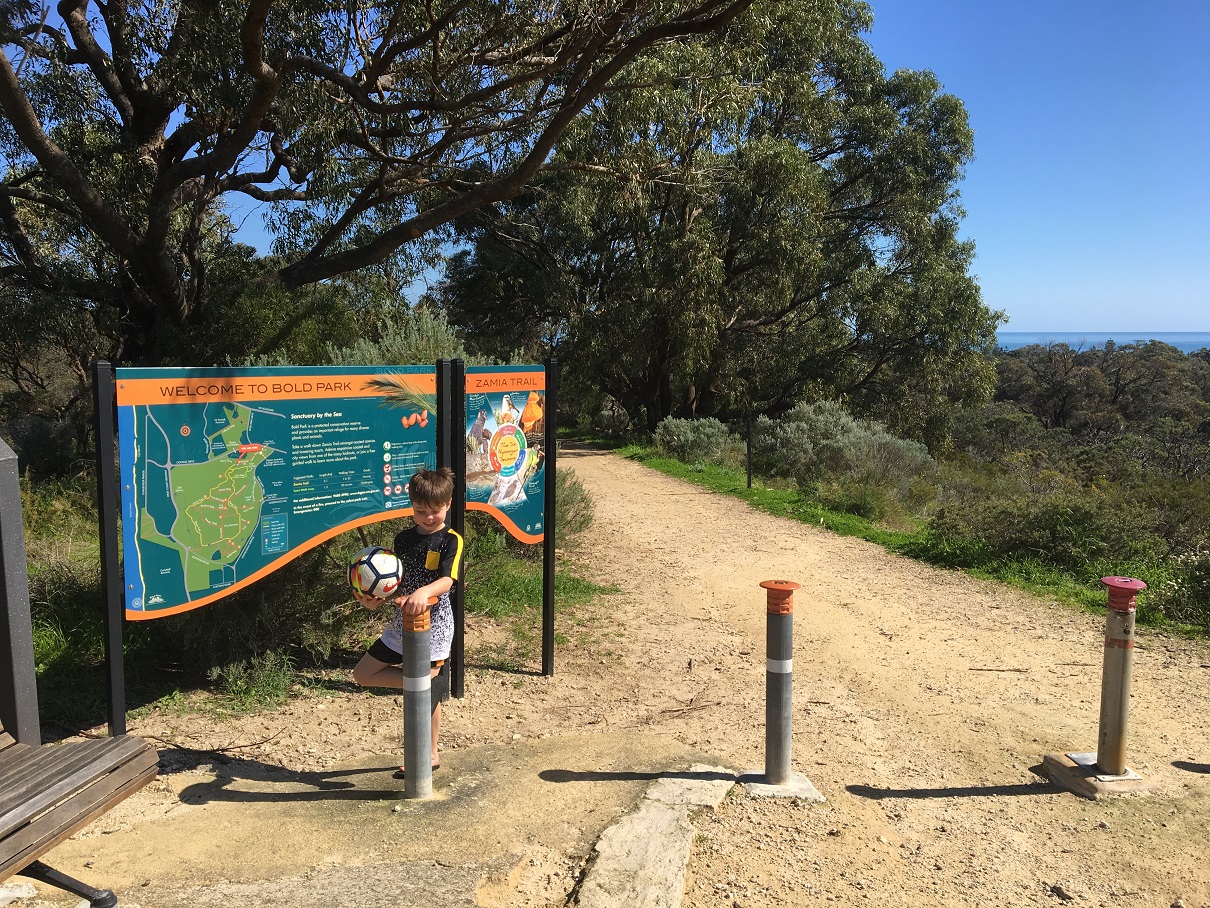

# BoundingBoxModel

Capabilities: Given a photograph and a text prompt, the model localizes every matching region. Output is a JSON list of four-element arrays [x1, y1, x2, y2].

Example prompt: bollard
[[402, 606, 433, 799], [761, 579, 800, 785], [1096, 576, 1146, 776]]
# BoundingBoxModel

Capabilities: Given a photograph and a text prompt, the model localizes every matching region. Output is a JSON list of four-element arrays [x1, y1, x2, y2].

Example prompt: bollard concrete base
[[739, 769, 825, 801], [1041, 752, 1153, 800]]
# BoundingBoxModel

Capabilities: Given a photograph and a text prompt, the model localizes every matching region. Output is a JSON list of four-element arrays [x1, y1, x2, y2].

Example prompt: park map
[[116, 367, 435, 618]]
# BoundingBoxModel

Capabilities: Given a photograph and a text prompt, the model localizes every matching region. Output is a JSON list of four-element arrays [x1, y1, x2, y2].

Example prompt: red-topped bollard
[[402, 603, 435, 799], [1097, 576, 1146, 776], [761, 580, 800, 785]]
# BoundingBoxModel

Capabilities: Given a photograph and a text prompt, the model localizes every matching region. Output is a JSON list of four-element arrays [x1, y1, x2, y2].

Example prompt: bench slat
[[0, 747, 158, 882], [0, 740, 118, 800], [0, 736, 147, 798], [0, 731, 15, 750], [0, 738, 154, 838], [0, 741, 38, 784], [0, 739, 128, 822]]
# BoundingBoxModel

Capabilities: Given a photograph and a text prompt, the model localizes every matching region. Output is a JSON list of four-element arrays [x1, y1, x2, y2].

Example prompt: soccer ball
[[349, 546, 403, 599]]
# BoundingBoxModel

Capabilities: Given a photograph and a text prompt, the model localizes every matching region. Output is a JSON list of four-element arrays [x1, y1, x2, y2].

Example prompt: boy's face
[[412, 499, 451, 533]]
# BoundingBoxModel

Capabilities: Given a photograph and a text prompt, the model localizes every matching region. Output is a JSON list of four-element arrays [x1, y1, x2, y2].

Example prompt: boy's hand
[[353, 589, 389, 610], [399, 591, 432, 614]]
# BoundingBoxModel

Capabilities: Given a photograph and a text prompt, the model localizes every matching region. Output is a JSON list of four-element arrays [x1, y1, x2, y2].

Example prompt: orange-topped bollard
[[1097, 576, 1146, 776], [401, 600, 437, 799], [761, 579, 798, 614], [761, 579, 800, 785]]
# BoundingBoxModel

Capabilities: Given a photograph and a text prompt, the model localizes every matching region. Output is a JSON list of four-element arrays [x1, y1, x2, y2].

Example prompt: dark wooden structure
[[0, 436, 158, 905]]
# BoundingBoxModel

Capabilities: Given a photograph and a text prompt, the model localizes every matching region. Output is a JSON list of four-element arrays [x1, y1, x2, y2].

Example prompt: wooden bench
[[0, 726, 158, 907]]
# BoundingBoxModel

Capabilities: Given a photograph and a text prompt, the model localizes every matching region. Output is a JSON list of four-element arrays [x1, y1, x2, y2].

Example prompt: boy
[[352, 467, 463, 778]]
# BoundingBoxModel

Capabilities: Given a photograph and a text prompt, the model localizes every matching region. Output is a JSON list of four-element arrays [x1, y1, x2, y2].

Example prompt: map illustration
[[117, 367, 436, 618]]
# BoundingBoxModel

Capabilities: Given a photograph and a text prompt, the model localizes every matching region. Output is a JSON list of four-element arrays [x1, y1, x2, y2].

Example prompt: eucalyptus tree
[[0, 0, 755, 363], [436, 0, 1001, 436]]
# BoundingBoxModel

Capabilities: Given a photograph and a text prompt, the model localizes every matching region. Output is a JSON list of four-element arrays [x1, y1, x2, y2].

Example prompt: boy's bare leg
[[432, 701, 442, 766], [351, 652, 403, 688], [355, 655, 443, 770]]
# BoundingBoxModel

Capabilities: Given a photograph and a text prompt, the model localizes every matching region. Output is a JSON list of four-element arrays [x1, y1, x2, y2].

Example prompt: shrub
[[207, 651, 297, 711], [924, 487, 1165, 578], [594, 396, 632, 437], [4, 415, 83, 477], [1149, 548, 1210, 631], [554, 466, 594, 550], [749, 401, 937, 520], [654, 417, 739, 465]]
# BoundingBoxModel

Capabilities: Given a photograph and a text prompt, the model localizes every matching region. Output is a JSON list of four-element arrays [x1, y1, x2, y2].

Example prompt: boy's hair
[[409, 466, 454, 507]]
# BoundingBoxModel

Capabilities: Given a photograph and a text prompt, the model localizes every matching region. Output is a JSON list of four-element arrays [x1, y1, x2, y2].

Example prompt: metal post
[[746, 411, 753, 490], [761, 579, 799, 784], [1097, 576, 1145, 776], [450, 359, 466, 698], [436, 359, 452, 472], [402, 607, 433, 799], [542, 357, 558, 677], [0, 437, 41, 745], [92, 360, 126, 737]]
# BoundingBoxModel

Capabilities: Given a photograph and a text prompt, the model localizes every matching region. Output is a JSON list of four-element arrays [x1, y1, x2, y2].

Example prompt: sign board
[[464, 365, 547, 542], [115, 366, 436, 619]]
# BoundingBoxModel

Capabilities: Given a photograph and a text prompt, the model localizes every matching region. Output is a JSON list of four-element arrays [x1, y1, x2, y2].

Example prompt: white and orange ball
[[349, 546, 403, 599]]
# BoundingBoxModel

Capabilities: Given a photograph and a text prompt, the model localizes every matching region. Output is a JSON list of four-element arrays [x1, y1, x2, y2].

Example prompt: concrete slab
[[643, 765, 736, 808], [739, 769, 826, 801], [1041, 752, 1154, 800], [576, 764, 736, 908], [576, 799, 695, 908]]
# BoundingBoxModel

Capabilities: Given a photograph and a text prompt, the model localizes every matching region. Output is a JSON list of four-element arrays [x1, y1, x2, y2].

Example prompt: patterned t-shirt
[[379, 524, 463, 661]]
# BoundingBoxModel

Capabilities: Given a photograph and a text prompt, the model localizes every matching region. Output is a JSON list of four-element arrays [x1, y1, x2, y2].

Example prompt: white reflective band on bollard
[[403, 677, 431, 692], [766, 658, 793, 674]]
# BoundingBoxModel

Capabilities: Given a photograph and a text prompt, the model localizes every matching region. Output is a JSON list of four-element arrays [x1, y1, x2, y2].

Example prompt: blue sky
[[863, 1, 1210, 331]]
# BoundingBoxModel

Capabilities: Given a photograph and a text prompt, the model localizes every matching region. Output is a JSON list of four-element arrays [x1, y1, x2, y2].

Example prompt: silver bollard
[[761, 579, 800, 785], [1096, 576, 1146, 776], [402, 608, 433, 799]]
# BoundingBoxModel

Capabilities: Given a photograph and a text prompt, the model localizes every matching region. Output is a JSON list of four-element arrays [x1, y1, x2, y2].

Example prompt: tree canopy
[[0, 0, 754, 361], [434, 0, 1001, 436]]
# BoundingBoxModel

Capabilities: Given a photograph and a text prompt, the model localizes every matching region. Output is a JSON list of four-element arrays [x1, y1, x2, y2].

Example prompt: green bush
[[749, 401, 937, 520], [654, 417, 740, 465], [207, 650, 297, 711], [554, 465, 594, 549], [925, 487, 1165, 578], [1149, 548, 1210, 630]]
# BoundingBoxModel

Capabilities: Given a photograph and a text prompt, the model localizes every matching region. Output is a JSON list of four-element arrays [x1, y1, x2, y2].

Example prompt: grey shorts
[[367, 638, 450, 712]]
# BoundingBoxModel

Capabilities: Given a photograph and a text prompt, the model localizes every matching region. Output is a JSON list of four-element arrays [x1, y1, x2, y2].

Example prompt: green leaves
[[438, 0, 996, 436]]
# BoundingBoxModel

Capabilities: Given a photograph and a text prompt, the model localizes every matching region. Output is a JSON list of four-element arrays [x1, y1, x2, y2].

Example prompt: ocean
[[996, 332, 1210, 354]]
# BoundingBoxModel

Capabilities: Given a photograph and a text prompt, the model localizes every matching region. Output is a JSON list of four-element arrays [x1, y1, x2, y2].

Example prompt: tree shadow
[[1172, 760, 1210, 774], [171, 755, 403, 804]]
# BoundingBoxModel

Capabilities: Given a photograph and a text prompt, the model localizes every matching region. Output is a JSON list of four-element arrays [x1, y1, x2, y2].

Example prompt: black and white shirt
[[380, 524, 463, 661]]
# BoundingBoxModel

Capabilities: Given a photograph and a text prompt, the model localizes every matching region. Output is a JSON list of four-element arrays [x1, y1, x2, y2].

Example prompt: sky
[[862, 1, 1210, 331]]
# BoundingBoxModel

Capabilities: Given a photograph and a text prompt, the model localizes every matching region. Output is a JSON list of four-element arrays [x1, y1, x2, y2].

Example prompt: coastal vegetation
[[640, 339, 1210, 633]]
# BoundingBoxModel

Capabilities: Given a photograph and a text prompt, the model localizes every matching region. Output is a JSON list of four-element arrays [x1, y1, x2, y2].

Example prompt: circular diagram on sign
[[489, 424, 527, 477]]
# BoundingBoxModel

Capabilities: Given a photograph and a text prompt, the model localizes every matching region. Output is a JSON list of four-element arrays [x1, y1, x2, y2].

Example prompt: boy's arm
[[400, 576, 454, 613]]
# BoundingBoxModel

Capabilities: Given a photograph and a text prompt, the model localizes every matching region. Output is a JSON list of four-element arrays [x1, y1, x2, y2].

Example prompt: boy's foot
[[392, 763, 439, 780]]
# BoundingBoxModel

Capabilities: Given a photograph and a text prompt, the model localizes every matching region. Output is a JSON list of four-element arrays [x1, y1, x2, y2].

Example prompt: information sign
[[116, 366, 436, 619], [464, 365, 547, 542]]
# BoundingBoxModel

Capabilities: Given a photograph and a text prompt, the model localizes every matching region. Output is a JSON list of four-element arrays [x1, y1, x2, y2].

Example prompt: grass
[[461, 525, 617, 671]]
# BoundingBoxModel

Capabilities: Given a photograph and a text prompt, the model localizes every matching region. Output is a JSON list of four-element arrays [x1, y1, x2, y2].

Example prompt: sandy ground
[[23, 444, 1210, 907]]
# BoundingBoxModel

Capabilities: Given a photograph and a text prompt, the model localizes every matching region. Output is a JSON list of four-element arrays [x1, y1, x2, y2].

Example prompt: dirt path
[[35, 445, 1210, 907], [560, 446, 1210, 908]]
